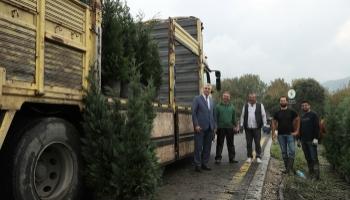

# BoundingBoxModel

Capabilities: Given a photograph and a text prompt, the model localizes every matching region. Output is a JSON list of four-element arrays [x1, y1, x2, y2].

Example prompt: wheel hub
[[34, 143, 74, 199]]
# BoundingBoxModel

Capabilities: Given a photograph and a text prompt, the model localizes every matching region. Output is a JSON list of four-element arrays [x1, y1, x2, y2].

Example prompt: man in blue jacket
[[192, 84, 216, 172]]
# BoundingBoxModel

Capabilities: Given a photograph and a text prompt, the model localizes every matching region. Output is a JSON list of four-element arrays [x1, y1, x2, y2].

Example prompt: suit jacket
[[192, 95, 216, 131]]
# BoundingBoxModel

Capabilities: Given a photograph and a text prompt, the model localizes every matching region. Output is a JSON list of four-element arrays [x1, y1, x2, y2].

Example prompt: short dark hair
[[301, 100, 309, 104], [280, 96, 288, 101]]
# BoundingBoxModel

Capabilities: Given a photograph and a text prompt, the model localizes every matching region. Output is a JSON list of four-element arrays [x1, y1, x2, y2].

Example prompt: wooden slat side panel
[[151, 22, 169, 104], [45, 0, 85, 33], [174, 43, 199, 106], [0, 18, 36, 82], [6, 0, 37, 12], [44, 41, 83, 89]]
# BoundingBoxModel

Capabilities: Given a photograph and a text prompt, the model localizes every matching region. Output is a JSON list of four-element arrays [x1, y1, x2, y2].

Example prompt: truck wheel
[[12, 118, 81, 200]]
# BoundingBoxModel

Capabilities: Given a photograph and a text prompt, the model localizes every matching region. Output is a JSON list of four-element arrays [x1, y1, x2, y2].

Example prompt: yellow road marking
[[217, 134, 267, 199]]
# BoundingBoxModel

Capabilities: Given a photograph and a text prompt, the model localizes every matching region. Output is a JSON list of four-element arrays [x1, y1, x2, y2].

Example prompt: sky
[[127, 0, 350, 84]]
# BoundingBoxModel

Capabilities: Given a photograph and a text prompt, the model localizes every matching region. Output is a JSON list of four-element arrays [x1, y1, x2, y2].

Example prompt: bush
[[81, 69, 160, 199], [323, 87, 350, 179]]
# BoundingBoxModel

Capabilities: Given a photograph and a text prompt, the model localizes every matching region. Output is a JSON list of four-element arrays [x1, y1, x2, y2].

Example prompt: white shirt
[[202, 94, 210, 110], [240, 103, 267, 128]]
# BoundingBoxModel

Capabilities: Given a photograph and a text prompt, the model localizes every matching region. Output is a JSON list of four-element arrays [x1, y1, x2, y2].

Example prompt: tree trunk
[[120, 81, 128, 98]]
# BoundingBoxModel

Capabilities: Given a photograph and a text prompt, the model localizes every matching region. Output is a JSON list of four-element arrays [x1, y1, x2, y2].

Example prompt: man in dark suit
[[192, 84, 216, 172]]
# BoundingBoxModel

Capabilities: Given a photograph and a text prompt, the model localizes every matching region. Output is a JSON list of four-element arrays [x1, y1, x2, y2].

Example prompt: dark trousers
[[194, 128, 213, 167], [301, 141, 319, 176], [245, 128, 262, 158], [215, 128, 235, 161]]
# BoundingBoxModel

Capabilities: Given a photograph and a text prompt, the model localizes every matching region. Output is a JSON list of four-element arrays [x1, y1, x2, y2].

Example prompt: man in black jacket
[[299, 100, 320, 180]]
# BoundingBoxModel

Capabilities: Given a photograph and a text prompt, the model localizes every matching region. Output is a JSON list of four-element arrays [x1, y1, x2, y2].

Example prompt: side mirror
[[215, 71, 221, 91]]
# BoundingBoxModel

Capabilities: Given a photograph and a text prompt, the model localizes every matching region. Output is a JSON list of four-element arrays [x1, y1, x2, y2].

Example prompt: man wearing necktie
[[192, 84, 216, 172]]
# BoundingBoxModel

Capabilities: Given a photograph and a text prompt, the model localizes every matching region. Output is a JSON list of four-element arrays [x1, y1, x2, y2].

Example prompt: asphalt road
[[155, 132, 271, 200]]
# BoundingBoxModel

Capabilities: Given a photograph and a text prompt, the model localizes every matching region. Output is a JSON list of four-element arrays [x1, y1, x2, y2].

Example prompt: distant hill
[[322, 76, 350, 92]]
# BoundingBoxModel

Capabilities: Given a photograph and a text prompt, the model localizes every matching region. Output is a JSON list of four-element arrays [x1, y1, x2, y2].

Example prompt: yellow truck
[[0, 0, 220, 199]]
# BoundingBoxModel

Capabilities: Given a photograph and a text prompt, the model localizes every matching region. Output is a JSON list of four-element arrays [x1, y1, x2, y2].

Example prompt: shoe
[[257, 158, 262, 163], [201, 165, 211, 171], [215, 159, 221, 164], [246, 158, 252, 163], [229, 159, 238, 163], [195, 166, 202, 172]]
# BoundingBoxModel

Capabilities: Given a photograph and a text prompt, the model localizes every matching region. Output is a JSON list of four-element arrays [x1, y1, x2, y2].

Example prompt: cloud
[[128, 0, 350, 83], [335, 19, 350, 48]]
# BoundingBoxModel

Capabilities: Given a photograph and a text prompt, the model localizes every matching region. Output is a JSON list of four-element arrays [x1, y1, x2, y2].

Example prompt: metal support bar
[[168, 18, 176, 112], [0, 67, 6, 96], [173, 20, 200, 56], [196, 19, 204, 92], [35, 0, 46, 95], [0, 110, 16, 149]]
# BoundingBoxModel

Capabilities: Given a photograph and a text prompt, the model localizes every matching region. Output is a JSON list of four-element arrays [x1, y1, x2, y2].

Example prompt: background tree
[[214, 74, 266, 117], [291, 78, 326, 116], [263, 78, 290, 116]]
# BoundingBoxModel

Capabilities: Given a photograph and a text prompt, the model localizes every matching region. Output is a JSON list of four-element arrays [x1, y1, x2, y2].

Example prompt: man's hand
[[297, 140, 301, 148], [195, 125, 202, 133], [272, 130, 277, 142], [312, 138, 318, 145], [233, 126, 239, 133], [291, 131, 299, 136], [239, 126, 244, 133]]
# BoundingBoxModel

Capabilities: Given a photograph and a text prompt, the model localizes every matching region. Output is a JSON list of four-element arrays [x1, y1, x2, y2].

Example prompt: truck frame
[[0, 0, 220, 199]]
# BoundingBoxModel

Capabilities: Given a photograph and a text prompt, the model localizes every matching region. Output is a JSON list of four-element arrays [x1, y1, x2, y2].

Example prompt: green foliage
[[263, 78, 290, 116], [134, 20, 162, 90], [270, 142, 282, 160], [101, 0, 162, 97], [101, 0, 133, 83], [114, 66, 160, 199], [81, 67, 160, 199], [283, 146, 350, 200], [270, 142, 306, 170], [291, 78, 326, 116], [323, 87, 350, 179], [81, 71, 125, 199], [214, 74, 266, 117]]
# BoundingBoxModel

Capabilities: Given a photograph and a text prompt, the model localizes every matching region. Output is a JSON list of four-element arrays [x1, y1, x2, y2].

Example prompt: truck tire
[[12, 118, 81, 200]]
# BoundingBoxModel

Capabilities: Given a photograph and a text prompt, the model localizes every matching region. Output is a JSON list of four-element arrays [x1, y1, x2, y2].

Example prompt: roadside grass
[[270, 142, 350, 200]]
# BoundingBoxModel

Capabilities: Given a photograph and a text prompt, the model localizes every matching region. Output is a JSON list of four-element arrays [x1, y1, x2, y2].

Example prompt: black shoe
[[229, 159, 238, 163], [201, 165, 211, 171], [195, 166, 202, 172], [215, 159, 221, 164]]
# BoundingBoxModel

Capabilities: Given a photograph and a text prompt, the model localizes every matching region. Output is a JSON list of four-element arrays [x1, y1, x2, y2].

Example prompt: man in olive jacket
[[215, 91, 239, 164]]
